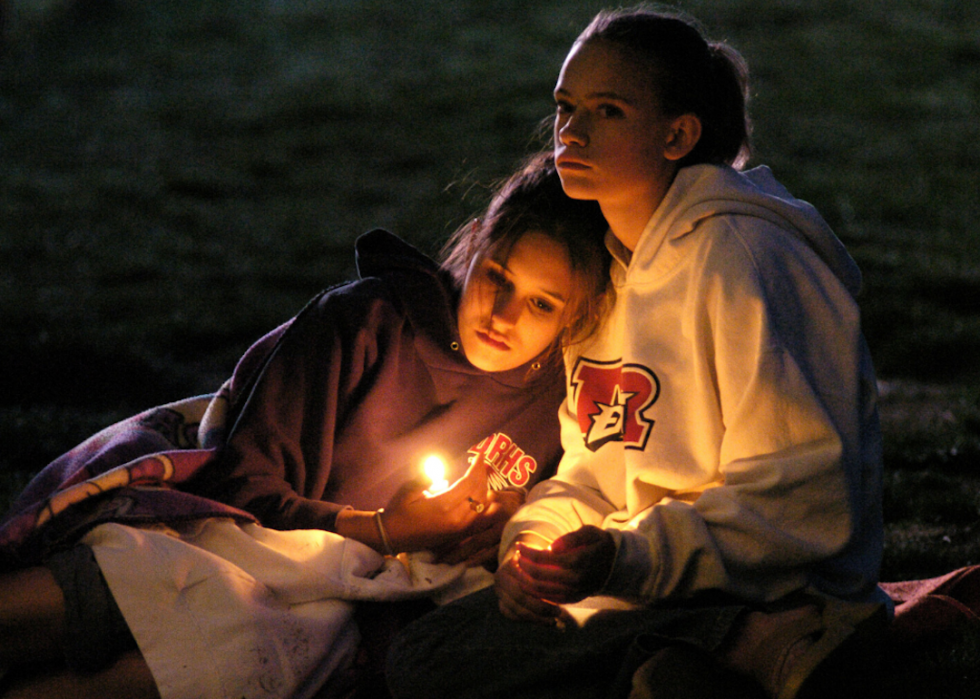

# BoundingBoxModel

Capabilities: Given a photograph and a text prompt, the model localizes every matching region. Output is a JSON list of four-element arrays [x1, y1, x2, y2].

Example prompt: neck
[[600, 201, 654, 253], [599, 170, 678, 252]]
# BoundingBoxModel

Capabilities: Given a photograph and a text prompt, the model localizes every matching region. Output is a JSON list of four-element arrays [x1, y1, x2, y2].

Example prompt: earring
[[531, 361, 542, 371], [451, 342, 460, 351]]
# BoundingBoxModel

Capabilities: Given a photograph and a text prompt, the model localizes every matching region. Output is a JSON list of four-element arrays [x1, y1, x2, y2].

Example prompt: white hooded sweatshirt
[[502, 164, 883, 605]]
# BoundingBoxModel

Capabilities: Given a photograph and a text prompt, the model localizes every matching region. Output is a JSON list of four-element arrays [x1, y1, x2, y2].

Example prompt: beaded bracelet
[[374, 508, 394, 556]]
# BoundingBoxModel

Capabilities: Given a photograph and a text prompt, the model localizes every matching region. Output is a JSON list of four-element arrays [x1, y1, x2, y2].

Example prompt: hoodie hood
[[354, 228, 462, 361], [628, 165, 863, 297], [354, 228, 461, 331], [355, 228, 443, 283]]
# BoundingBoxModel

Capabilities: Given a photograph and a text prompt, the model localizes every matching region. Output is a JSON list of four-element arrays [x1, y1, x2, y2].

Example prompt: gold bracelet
[[374, 509, 394, 556]]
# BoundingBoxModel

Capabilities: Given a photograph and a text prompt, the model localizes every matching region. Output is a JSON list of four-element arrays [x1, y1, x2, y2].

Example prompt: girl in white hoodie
[[388, 7, 887, 699]]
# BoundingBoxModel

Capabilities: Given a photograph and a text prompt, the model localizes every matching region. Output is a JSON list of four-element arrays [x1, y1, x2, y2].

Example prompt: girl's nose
[[492, 292, 521, 327], [557, 115, 588, 147]]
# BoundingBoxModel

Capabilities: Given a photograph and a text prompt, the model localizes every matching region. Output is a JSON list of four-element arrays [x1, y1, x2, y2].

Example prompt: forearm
[[499, 477, 614, 561], [197, 452, 345, 532], [334, 508, 392, 554], [603, 448, 853, 604]]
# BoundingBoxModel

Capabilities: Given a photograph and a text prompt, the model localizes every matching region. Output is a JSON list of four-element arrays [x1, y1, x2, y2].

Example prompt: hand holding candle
[[376, 453, 492, 553], [494, 525, 616, 625], [433, 486, 525, 566], [422, 454, 486, 512]]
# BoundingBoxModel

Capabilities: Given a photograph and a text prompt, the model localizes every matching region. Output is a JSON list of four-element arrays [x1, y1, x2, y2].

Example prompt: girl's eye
[[555, 99, 573, 115], [485, 267, 508, 288], [532, 298, 555, 314], [597, 104, 624, 118]]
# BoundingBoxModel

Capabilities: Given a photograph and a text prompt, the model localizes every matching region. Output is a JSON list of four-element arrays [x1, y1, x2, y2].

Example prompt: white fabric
[[502, 164, 883, 605], [85, 519, 472, 699]]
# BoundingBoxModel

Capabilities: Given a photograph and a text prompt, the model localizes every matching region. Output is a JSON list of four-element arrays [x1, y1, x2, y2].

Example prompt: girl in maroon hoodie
[[0, 153, 612, 699]]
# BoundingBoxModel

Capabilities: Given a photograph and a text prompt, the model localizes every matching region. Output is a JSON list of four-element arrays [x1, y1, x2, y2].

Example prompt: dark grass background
[[1, 0, 979, 693]]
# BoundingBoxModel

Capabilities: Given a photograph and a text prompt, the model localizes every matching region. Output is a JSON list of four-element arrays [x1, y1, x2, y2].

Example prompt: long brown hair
[[441, 152, 612, 363]]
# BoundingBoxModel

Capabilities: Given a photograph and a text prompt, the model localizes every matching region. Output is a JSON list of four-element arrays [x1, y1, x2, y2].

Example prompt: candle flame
[[422, 456, 446, 484], [422, 455, 449, 495]]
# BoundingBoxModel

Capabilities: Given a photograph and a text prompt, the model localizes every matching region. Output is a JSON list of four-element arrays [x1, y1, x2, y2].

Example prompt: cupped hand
[[542, 525, 617, 602], [380, 458, 491, 552], [494, 545, 572, 626], [493, 525, 616, 622]]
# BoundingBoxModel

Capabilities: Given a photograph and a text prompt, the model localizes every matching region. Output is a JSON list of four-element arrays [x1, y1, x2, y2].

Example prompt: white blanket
[[84, 519, 483, 699]]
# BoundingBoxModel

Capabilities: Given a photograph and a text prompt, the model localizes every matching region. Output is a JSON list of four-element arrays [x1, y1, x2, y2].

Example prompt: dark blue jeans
[[44, 543, 136, 671], [386, 587, 745, 699]]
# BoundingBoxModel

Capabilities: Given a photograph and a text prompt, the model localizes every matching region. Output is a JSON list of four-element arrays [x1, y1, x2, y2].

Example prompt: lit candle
[[422, 455, 449, 496]]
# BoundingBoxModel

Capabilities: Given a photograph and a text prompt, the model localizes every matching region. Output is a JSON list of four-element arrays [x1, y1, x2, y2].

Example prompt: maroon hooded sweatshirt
[[190, 229, 565, 531]]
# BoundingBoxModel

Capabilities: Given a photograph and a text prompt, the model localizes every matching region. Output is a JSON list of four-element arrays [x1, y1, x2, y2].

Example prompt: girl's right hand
[[379, 458, 491, 552], [494, 543, 571, 626], [494, 526, 616, 624]]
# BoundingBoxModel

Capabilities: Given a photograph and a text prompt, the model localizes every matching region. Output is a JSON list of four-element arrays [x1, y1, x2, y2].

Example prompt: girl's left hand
[[334, 460, 495, 554], [379, 458, 491, 552], [434, 488, 524, 566], [495, 544, 567, 625]]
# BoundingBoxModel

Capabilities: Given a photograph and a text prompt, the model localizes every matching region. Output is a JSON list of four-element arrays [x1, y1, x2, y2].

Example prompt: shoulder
[[683, 216, 815, 321], [695, 212, 794, 270], [694, 213, 847, 303], [673, 166, 860, 293]]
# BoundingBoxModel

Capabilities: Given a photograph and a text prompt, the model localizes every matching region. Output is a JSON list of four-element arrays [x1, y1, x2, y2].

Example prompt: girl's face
[[457, 231, 574, 373], [553, 40, 680, 222]]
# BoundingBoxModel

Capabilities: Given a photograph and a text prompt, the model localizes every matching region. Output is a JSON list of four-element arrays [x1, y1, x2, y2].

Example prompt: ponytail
[[697, 41, 752, 169]]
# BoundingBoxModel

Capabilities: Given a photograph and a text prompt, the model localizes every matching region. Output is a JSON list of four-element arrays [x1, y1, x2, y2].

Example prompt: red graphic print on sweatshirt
[[469, 433, 540, 490], [570, 358, 660, 452]]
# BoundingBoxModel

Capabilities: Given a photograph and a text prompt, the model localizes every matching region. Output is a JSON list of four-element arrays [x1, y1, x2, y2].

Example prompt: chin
[[556, 175, 599, 202], [469, 350, 522, 373], [473, 357, 516, 373]]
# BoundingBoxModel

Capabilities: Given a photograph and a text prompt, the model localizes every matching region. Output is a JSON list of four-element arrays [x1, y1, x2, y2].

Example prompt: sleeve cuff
[[600, 529, 657, 599]]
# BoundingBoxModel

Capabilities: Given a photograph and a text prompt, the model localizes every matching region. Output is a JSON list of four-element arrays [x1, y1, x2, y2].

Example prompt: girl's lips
[[556, 157, 591, 171], [558, 161, 591, 170], [476, 330, 509, 351]]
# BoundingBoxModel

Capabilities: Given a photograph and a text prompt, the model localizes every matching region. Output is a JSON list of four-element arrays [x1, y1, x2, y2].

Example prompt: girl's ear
[[664, 114, 702, 161]]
